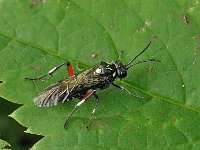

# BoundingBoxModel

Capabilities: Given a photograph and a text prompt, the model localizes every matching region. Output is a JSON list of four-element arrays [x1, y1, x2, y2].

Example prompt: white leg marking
[[92, 108, 96, 114], [76, 99, 85, 107], [48, 67, 57, 74]]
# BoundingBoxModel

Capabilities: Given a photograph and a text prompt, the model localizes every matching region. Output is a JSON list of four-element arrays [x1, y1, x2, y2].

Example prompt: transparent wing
[[34, 78, 78, 107], [33, 66, 103, 107], [33, 82, 65, 107]]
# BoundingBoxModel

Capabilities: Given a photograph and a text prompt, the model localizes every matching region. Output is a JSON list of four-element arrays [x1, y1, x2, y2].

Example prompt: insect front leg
[[112, 82, 132, 95], [64, 90, 96, 129], [112, 83, 143, 99], [85, 92, 100, 130], [25, 61, 74, 81]]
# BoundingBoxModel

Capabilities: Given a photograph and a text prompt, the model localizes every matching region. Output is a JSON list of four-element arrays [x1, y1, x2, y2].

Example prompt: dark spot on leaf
[[182, 13, 189, 24]]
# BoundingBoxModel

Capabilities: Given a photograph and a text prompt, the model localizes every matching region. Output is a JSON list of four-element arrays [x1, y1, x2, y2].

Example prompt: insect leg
[[25, 61, 72, 81], [76, 63, 84, 71], [85, 93, 100, 130], [112, 83, 143, 99], [112, 83, 132, 95], [64, 90, 96, 129], [66, 62, 74, 76]]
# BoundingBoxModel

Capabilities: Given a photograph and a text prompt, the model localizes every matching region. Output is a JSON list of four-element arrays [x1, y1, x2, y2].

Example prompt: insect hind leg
[[25, 61, 72, 81], [85, 92, 100, 130], [64, 90, 96, 129]]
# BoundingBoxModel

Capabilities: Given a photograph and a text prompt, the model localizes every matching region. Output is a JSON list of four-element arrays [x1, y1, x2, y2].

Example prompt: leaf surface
[[0, 138, 10, 149], [0, 0, 200, 149]]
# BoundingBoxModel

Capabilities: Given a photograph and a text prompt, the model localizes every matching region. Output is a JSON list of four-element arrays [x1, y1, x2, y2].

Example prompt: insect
[[25, 40, 160, 129]]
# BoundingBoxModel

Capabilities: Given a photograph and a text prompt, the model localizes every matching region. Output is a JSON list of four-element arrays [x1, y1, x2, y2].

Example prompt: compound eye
[[117, 69, 127, 78], [120, 71, 127, 78]]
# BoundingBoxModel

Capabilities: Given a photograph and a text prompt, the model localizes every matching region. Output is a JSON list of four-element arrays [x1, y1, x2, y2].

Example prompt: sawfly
[[25, 40, 160, 129]]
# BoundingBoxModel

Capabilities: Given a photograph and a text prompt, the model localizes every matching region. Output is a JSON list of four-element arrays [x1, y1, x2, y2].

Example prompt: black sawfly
[[25, 40, 160, 129]]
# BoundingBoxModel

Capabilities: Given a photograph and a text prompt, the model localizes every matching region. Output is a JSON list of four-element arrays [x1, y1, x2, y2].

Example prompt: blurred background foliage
[[0, 97, 42, 149]]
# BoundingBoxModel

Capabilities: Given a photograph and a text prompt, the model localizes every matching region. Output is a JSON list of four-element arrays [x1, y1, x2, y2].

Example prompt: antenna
[[126, 59, 161, 69], [126, 40, 152, 67]]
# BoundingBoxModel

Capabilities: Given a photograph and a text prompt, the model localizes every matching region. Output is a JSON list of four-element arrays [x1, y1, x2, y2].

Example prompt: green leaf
[[0, 138, 10, 149], [0, 0, 200, 149]]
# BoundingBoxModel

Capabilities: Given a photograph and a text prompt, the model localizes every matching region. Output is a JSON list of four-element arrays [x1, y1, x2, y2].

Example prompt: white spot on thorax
[[95, 68, 102, 74], [113, 72, 116, 77]]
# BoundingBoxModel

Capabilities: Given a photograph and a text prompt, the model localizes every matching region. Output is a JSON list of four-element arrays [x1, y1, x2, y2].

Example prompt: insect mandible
[[25, 40, 160, 129]]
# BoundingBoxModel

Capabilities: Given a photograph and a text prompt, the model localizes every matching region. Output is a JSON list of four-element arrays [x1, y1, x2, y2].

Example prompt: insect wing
[[34, 65, 103, 107], [34, 76, 78, 107], [34, 82, 62, 107]]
